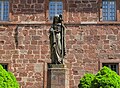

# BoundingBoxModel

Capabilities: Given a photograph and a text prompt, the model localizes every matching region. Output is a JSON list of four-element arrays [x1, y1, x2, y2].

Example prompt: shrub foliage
[[0, 65, 19, 88], [78, 73, 95, 88], [78, 66, 120, 88]]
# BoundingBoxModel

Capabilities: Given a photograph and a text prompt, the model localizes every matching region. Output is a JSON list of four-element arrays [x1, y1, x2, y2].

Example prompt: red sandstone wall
[[0, 25, 50, 88], [9, 0, 120, 23], [65, 25, 120, 88], [66, 0, 98, 22], [1, 0, 120, 88], [1, 24, 120, 88], [10, 0, 46, 22]]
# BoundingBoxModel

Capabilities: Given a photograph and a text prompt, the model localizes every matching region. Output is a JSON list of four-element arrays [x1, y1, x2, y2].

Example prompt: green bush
[[0, 65, 19, 88], [78, 73, 95, 88], [78, 66, 120, 88]]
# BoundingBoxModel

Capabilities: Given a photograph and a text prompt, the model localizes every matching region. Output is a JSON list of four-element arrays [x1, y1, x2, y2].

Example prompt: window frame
[[99, 59, 120, 75], [99, 0, 117, 22], [0, 0, 9, 21], [102, 0, 116, 21], [102, 63, 119, 74], [45, 0, 67, 22], [49, 0, 63, 21]]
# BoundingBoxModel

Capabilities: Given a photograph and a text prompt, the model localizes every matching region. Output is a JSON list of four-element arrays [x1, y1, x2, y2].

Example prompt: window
[[102, 0, 116, 21], [102, 63, 119, 74], [0, 63, 8, 71], [0, 0, 9, 21], [49, 0, 63, 21]]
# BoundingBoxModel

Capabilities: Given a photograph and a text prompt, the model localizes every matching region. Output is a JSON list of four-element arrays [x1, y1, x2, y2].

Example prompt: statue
[[49, 15, 66, 64]]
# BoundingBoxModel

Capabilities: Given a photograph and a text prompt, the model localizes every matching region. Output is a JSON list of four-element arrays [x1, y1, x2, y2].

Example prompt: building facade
[[0, 0, 120, 88]]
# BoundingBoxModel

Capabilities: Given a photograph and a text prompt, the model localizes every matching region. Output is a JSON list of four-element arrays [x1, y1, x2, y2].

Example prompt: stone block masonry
[[11, 0, 46, 22], [65, 24, 120, 88], [12, 0, 44, 13], [1, 0, 120, 88], [1, 24, 120, 88], [67, 0, 98, 22], [0, 25, 50, 88], [47, 64, 69, 88], [10, 0, 120, 23]]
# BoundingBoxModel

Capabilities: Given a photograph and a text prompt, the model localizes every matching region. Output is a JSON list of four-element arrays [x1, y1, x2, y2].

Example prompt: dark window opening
[[102, 63, 119, 74], [0, 63, 8, 71]]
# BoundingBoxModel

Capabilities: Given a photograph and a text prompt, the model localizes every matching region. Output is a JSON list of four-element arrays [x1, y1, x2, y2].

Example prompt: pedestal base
[[47, 64, 69, 88]]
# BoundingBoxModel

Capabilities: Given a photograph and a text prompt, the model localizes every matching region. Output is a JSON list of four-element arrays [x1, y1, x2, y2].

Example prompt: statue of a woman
[[49, 15, 66, 64]]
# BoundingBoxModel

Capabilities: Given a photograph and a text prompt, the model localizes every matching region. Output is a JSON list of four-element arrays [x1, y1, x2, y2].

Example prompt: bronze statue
[[49, 15, 66, 64]]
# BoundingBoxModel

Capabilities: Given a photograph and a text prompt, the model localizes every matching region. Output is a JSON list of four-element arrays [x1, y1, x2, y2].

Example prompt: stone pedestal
[[47, 64, 69, 88]]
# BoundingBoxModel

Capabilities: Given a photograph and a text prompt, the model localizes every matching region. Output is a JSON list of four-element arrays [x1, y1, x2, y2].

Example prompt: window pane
[[102, 0, 116, 21], [49, 1, 63, 21], [0, 1, 1, 20], [0, 0, 9, 21], [3, 1, 9, 21]]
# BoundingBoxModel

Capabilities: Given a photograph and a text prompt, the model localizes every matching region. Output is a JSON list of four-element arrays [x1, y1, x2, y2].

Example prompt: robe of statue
[[49, 15, 66, 64]]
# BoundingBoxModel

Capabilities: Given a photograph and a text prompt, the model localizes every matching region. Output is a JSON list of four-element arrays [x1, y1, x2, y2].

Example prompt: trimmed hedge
[[0, 65, 19, 88], [78, 66, 120, 88]]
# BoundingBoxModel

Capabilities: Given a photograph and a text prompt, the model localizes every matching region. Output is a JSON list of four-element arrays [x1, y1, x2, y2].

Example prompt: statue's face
[[54, 16, 60, 24]]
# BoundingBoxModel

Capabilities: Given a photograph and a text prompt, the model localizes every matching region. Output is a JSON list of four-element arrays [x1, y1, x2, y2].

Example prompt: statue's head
[[53, 16, 60, 24], [53, 15, 62, 24]]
